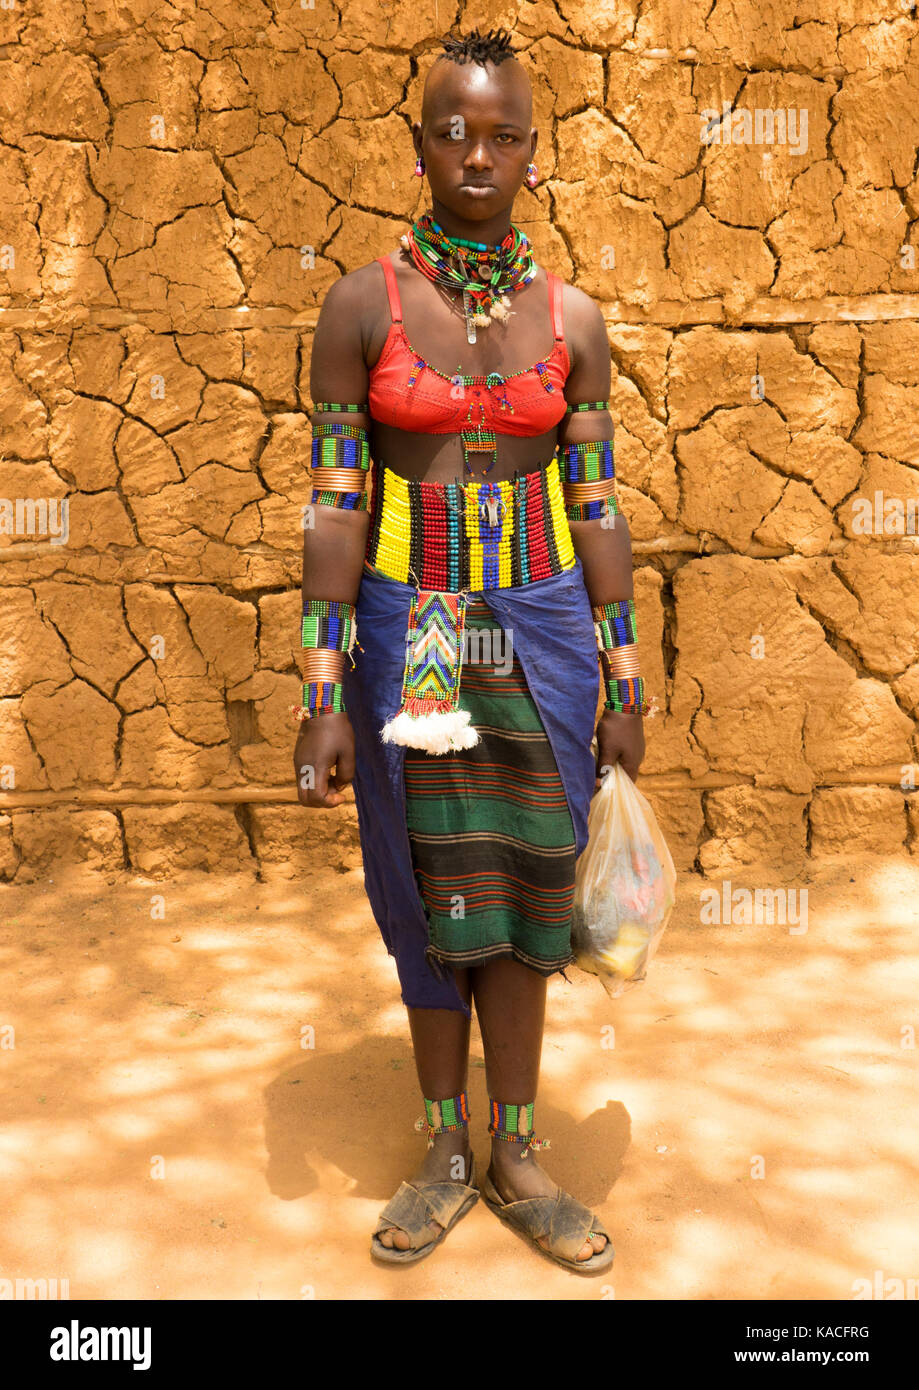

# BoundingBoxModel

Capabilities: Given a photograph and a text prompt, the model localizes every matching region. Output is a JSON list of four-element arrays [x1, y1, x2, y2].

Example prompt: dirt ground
[[1, 852, 917, 1302]]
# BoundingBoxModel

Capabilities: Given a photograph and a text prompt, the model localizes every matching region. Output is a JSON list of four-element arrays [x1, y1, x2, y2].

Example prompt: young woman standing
[[293, 27, 648, 1273]]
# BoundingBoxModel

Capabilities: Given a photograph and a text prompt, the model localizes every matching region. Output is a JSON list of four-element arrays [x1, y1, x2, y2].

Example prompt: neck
[[427, 200, 513, 248]]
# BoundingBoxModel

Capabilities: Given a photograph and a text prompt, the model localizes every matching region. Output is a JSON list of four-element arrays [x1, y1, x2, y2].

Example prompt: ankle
[[429, 1126, 470, 1152]]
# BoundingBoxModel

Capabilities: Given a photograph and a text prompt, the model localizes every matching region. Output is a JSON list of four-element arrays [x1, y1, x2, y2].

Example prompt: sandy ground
[[1, 852, 917, 1302]]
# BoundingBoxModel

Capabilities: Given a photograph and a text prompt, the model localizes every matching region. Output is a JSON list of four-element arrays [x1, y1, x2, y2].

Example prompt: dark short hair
[[439, 26, 516, 67]]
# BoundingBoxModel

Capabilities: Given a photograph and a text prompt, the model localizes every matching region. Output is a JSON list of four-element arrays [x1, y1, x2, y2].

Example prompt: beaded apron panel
[[364, 456, 577, 591]]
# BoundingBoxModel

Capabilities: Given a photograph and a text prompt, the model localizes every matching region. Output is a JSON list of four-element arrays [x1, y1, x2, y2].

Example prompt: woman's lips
[[460, 184, 495, 197]]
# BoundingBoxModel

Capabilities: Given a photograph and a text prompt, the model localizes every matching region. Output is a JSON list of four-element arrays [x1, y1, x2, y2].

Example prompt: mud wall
[[1, 0, 918, 881]]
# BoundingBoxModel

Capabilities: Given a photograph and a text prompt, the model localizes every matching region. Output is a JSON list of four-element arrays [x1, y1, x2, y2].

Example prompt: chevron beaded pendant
[[381, 590, 480, 753]]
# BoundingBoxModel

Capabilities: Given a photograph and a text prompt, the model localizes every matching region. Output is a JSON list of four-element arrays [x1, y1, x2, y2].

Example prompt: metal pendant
[[463, 286, 476, 344]]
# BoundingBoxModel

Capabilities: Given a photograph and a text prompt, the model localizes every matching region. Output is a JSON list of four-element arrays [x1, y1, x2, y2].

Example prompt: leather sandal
[[371, 1154, 479, 1264], [479, 1167, 615, 1274]]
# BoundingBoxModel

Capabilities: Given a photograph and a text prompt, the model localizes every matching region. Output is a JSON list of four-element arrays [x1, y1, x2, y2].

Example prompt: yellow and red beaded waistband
[[364, 456, 576, 591]]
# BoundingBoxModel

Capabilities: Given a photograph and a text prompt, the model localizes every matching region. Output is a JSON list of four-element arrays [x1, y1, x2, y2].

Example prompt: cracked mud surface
[[1, 8, 918, 876]]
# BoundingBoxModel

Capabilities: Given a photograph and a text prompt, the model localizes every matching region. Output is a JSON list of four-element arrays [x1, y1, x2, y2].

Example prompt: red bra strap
[[547, 271, 565, 344], [377, 255, 403, 324]]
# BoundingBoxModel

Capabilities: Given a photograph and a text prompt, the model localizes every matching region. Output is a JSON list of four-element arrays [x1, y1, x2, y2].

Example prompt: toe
[[376, 1220, 442, 1252]]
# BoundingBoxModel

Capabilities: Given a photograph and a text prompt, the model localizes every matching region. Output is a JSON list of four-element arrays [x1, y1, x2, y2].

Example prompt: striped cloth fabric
[[403, 597, 577, 975]]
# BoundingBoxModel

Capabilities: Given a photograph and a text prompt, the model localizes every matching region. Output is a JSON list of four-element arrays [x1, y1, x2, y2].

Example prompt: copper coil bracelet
[[600, 642, 641, 678], [310, 467, 369, 493], [297, 648, 346, 682]]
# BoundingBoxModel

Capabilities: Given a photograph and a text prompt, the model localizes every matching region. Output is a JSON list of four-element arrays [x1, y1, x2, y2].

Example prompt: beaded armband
[[564, 400, 610, 415], [559, 438, 619, 522], [291, 597, 357, 721], [593, 597, 650, 716], [310, 415, 370, 511]]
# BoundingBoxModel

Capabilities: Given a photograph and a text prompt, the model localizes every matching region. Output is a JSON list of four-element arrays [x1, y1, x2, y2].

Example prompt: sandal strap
[[374, 1166, 478, 1247], [491, 1184, 606, 1264]]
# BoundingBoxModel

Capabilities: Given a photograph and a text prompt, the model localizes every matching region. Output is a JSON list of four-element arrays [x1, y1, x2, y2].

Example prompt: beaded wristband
[[291, 598, 356, 722], [310, 421, 370, 511], [312, 401, 369, 413], [294, 679, 345, 720], [559, 438, 619, 521], [300, 596, 354, 652], [593, 598, 650, 715]]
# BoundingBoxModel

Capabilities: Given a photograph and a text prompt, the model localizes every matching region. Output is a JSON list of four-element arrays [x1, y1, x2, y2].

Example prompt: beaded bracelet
[[296, 674, 346, 719], [310, 420, 370, 511], [312, 401, 369, 413], [291, 598, 357, 721], [559, 438, 619, 521], [593, 598, 650, 716]]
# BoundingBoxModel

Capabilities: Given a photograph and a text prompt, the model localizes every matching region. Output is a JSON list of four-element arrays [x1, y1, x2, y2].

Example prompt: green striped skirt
[[403, 597, 578, 976]]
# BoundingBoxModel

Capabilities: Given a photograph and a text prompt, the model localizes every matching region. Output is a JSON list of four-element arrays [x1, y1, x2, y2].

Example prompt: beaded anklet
[[488, 1100, 601, 1242], [593, 597, 650, 716], [488, 1100, 550, 1158], [414, 1092, 470, 1149]]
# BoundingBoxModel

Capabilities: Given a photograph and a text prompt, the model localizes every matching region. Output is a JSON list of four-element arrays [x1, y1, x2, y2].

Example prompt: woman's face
[[414, 59, 536, 225]]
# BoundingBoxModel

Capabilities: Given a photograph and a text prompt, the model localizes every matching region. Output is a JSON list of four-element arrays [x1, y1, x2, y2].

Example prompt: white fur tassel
[[381, 708, 480, 754]]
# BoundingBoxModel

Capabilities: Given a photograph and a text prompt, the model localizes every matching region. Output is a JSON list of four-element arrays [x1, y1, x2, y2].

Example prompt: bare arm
[[560, 290, 645, 783]]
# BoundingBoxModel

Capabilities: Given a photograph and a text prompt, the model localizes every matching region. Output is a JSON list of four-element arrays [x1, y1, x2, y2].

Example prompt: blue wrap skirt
[[341, 558, 601, 1017]]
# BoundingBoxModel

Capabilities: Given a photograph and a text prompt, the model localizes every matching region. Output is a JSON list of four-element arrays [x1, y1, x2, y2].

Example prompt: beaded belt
[[364, 455, 576, 591]]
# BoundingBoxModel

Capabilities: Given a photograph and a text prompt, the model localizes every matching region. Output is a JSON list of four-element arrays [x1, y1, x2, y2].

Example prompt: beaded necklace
[[400, 212, 539, 479], [402, 211, 535, 343]]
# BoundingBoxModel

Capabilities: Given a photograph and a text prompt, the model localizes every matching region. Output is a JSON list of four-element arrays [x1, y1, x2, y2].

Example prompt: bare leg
[[376, 968, 474, 1250], [471, 956, 607, 1261]]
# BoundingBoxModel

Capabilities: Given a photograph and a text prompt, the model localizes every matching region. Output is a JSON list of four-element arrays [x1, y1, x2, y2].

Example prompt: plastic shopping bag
[[571, 762, 676, 997]]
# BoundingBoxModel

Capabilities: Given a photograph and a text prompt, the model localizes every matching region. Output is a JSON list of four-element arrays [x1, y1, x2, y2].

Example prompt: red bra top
[[367, 255, 571, 437]]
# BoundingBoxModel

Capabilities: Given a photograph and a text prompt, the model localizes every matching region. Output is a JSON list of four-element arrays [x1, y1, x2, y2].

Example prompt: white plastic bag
[[571, 762, 676, 997]]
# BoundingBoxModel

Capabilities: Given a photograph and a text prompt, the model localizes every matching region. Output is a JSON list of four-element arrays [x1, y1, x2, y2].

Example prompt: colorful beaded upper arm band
[[593, 597, 650, 715], [564, 400, 610, 414], [291, 597, 358, 721], [558, 436, 619, 522], [310, 402, 371, 511]]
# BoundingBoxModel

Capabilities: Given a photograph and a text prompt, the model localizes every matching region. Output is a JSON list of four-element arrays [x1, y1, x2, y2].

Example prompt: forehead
[[423, 59, 531, 124]]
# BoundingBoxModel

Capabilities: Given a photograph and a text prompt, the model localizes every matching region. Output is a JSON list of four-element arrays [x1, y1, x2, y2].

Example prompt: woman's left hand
[[595, 707, 645, 787]]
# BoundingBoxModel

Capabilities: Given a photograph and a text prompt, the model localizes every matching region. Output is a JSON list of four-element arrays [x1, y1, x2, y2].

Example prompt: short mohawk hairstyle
[[440, 26, 516, 67]]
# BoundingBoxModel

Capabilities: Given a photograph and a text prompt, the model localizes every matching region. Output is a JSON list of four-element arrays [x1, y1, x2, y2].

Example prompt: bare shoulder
[[318, 255, 387, 317], [311, 253, 393, 385], [549, 272, 608, 377], [311, 255, 392, 396], [554, 274, 605, 335]]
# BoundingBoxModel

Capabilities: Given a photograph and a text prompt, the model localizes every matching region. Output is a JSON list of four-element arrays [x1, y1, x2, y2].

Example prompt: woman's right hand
[[293, 711, 356, 808]]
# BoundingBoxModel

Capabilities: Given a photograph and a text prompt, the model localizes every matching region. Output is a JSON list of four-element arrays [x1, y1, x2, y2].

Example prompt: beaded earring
[[414, 155, 425, 177], [525, 161, 538, 188]]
